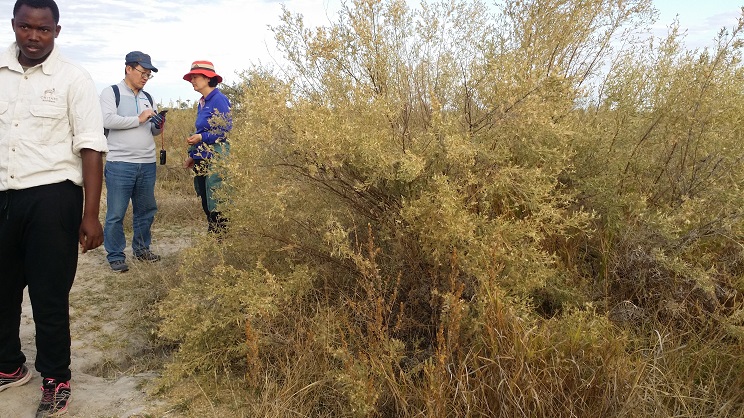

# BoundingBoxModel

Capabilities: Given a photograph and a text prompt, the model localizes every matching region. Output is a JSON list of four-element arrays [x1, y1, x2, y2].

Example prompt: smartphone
[[150, 109, 168, 123]]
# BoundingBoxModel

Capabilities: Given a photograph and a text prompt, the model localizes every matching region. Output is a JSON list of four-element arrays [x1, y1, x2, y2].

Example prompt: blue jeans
[[104, 161, 157, 263]]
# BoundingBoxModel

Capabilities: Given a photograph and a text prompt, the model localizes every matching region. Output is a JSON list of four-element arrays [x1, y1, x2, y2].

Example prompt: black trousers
[[0, 181, 82, 381]]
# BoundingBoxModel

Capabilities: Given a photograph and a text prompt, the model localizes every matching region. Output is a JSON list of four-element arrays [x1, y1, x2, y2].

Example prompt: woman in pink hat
[[182, 60, 232, 234]]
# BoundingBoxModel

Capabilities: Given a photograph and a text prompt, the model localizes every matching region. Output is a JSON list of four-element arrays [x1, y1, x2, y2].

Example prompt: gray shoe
[[110, 260, 129, 272], [134, 250, 161, 262]]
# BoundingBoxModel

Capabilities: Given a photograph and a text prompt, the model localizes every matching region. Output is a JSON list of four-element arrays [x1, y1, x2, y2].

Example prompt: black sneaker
[[36, 378, 71, 417], [134, 250, 161, 262], [0, 364, 31, 392], [109, 260, 129, 272]]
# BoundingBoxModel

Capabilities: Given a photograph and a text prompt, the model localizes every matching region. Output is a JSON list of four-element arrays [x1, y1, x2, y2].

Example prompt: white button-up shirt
[[0, 43, 108, 190]]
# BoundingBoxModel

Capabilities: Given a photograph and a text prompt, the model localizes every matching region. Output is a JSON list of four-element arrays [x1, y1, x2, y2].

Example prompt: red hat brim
[[183, 69, 223, 84]]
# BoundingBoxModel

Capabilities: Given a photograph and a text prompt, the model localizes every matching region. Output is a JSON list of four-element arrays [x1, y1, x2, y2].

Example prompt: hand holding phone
[[151, 109, 168, 129]]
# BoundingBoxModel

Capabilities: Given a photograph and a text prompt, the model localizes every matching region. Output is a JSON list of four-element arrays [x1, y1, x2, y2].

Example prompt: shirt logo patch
[[41, 88, 58, 103]]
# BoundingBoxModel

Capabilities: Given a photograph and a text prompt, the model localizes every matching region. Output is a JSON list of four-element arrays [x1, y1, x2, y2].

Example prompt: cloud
[[702, 10, 741, 32], [6, 0, 734, 104]]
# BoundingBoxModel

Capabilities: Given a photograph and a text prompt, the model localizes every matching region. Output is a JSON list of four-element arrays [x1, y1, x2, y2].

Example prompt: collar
[[203, 88, 220, 102], [0, 42, 60, 74], [121, 79, 141, 96]]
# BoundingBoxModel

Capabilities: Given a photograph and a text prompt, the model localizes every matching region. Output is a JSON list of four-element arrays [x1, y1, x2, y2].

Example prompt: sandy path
[[2, 227, 193, 418]]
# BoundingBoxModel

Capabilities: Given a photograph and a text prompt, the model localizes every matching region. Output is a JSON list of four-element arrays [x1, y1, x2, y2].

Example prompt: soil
[[2, 226, 194, 418]]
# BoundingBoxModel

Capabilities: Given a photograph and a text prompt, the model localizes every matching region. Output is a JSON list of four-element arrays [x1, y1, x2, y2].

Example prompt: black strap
[[112, 84, 120, 107], [111, 84, 153, 108], [143, 90, 153, 107], [105, 85, 155, 137]]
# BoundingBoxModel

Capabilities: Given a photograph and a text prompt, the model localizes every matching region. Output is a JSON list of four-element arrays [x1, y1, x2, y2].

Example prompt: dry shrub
[[606, 224, 743, 334], [151, 0, 744, 416]]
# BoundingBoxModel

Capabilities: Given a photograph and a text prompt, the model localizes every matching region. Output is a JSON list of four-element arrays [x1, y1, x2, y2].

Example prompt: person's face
[[12, 5, 60, 67], [190, 74, 209, 92], [126, 65, 152, 90]]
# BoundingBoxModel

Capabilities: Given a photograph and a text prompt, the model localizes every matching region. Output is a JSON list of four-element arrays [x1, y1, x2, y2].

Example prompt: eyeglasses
[[131, 66, 154, 80]]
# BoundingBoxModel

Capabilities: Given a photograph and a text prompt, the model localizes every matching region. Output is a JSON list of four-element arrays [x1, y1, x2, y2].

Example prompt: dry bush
[[151, 0, 744, 416], [570, 9, 744, 417], [152, 107, 205, 226]]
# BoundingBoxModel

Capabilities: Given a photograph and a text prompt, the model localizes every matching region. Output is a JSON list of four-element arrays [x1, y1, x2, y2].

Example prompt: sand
[[2, 227, 193, 417]]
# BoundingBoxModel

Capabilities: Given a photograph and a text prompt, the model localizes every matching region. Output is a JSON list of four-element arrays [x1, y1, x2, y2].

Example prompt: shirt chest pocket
[[29, 104, 69, 144]]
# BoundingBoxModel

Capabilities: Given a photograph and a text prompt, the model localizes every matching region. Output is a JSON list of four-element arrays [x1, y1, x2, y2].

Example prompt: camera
[[159, 149, 166, 165]]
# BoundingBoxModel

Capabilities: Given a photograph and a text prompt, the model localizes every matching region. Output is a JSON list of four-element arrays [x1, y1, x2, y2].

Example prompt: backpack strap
[[111, 84, 153, 108], [104, 85, 120, 138], [143, 90, 154, 107], [105, 85, 155, 137], [112, 84, 120, 107]]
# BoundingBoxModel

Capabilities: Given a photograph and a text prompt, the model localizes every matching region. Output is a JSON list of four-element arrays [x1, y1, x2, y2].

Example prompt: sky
[[0, 0, 741, 105]]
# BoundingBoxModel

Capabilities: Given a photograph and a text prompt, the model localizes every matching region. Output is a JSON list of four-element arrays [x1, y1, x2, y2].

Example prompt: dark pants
[[0, 181, 82, 381]]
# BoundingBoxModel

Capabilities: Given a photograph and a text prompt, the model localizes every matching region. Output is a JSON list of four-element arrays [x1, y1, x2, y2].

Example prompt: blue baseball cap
[[125, 51, 158, 72]]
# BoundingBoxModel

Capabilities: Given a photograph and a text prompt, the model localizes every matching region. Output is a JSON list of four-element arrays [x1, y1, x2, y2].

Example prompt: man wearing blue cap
[[100, 51, 165, 272]]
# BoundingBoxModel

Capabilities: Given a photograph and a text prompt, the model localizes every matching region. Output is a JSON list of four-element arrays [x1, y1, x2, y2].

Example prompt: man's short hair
[[124, 62, 139, 76], [13, 0, 60, 24]]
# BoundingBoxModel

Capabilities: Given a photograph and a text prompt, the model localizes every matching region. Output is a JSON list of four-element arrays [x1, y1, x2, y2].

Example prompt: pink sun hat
[[183, 60, 223, 84]]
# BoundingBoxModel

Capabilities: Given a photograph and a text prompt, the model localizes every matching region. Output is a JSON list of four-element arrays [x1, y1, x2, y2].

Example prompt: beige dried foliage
[[151, 0, 744, 416]]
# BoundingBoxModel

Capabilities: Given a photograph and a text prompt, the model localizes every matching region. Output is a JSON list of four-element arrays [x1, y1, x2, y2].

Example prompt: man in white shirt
[[0, 0, 108, 416]]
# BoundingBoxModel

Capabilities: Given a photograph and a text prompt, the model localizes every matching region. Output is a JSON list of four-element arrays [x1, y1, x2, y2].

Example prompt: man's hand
[[79, 215, 103, 253], [138, 109, 155, 124], [184, 156, 195, 169], [186, 133, 202, 146], [150, 111, 166, 129]]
